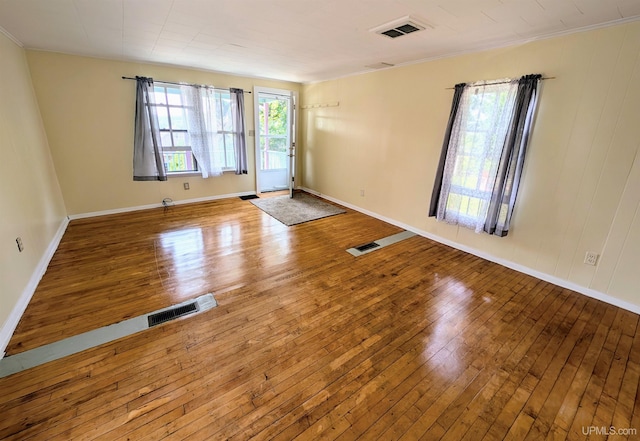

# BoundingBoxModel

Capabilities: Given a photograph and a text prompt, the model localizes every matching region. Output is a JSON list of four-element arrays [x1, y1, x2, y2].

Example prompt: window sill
[[167, 169, 238, 178], [167, 172, 200, 178]]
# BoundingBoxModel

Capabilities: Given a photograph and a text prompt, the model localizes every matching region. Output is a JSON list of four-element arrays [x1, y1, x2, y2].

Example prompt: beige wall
[[0, 32, 67, 344], [26, 51, 301, 216], [300, 22, 640, 310]]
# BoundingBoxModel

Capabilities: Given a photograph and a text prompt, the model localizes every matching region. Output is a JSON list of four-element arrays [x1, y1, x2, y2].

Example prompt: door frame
[[253, 86, 299, 195]]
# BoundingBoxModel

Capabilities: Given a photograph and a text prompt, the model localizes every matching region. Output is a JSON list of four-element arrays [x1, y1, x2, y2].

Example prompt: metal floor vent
[[0, 293, 217, 378], [347, 230, 417, 257], [355, 242, 380, 252], [148, 302, 198, 327]]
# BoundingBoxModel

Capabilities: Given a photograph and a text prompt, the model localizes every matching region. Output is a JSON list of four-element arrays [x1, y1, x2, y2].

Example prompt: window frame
[[212, 90, 240, 172], [149, 84, 242, 176], [151, 83, 199, 175], [430, 75, 542, 237], [443, 84, 514, 225]]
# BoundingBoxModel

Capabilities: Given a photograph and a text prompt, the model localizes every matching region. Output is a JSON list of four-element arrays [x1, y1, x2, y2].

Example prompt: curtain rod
[[121, 76, 252, 93], [445, 76, 555, 90]]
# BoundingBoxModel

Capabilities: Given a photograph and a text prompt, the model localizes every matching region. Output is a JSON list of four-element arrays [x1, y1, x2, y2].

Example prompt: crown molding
[[0, 25, 23, 47]]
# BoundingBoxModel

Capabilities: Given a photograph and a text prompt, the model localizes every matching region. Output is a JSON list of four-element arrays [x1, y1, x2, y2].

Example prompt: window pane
[[209, 133, 235, 169], [217, 94, 233, 131], [173, 131, 188, 146], [463, 173, 479, 189], [264, 137, 287, 152], [214, 132, 225, 151], [153, 87, 166, 104], [212, 150, 225, 168], [467, 197, 481, 217], [259, 137, 287, 170], [157, 107, 170, 130], [163, 151, 197, 172], [167, 88, 182, 106], [164, 152, 183, 172], [160, 131, 173, 147], [459, 196, 469, 215], [213, 133, 226, 165], [224, 134, 235, 168], [259, 99, 288, 136], [226, 148, 236, 169], [170, 107, 187, 130]]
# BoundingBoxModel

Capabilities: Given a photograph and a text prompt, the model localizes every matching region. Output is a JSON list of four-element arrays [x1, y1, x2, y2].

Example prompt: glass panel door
[[256, 90, 291, 193]]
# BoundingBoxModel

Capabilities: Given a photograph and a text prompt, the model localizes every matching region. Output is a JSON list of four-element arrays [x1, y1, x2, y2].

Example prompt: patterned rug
[[249, 193, 346, 226]]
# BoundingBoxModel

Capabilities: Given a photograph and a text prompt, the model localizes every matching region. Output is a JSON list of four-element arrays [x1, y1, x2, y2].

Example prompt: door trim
[[253, 86, 299, 195]]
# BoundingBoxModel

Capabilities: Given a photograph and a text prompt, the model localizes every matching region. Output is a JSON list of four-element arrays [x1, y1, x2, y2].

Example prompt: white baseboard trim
[[68, 191, 257, 220], [0, 216, 70, 358], [301, 187, 640, 315]]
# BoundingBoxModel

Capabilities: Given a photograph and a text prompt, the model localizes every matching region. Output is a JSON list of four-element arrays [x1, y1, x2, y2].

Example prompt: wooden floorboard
[[1, 191, 639, 440]]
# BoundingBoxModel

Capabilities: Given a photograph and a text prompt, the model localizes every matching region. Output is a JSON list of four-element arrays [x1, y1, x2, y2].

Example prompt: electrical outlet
[[584, 251, 599, 266], [16, 237, 24, 252], [183, 182, 190, 190], [360, 189, 365, 197]]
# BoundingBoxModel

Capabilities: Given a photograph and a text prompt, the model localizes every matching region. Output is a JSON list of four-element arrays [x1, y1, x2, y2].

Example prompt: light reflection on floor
[[155, 215, 293, 302], [422, 275, 474, 379], [256, 208, 292, 267], [158, 227, 206, 300]]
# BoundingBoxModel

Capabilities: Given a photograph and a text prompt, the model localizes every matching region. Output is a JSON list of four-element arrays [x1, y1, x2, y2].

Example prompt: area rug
[[249, 193, 346, 226]]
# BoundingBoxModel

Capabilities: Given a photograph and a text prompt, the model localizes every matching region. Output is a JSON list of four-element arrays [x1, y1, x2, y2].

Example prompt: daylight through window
[[151, 84, 239, 174], [429, 74, 542, 237], [153, 85, 196, 173]]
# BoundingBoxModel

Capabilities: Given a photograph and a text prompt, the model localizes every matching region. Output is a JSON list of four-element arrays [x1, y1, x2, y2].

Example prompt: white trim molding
[[68, 191, 257, 220], [0, 25, 23, 47], [0, 216, 70, 358], [301, 187, 640, 316], [253, 86, 299, 195]]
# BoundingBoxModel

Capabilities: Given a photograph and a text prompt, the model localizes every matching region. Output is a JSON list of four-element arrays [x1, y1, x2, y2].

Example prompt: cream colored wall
[[0, 33, 67, 342], [26, 51, 301, 216], [301, 22, 640, 311]]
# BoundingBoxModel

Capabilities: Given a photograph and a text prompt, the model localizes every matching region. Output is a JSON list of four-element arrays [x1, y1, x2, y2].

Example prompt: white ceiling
[[1, 0, 639, 83]]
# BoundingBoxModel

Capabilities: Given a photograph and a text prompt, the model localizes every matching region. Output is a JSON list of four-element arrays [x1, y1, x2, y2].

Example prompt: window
[[430, 75, 541, 237], [212, 90, 238, 171], [153, 84, 197, 173], [258, 96, 289, 171], [133, 76, 248, 181], [443, 82, 516, 226], [152, 84, 241, 174]]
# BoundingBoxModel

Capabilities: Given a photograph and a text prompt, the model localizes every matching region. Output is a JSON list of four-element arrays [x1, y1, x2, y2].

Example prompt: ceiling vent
[[371, 16, 431, 39]]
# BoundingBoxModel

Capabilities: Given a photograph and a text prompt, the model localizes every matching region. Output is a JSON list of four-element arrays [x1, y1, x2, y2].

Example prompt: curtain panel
[[230, 88, 248, 175], [429, 82, 466, 217], [485, 74, 542, 236], [181, 85, 223, 178], [133, 76, 167, 181]]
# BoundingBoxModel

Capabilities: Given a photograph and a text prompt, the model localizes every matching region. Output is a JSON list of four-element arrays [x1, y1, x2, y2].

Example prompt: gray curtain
[[429, 83, 465, 217], [230, 88, 248, 174], [133, 76, 167, 181], [484, 74, 541, 236]]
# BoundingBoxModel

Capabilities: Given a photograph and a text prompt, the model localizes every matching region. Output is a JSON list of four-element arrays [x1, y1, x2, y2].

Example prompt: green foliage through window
[[259, 96, 289, 170]]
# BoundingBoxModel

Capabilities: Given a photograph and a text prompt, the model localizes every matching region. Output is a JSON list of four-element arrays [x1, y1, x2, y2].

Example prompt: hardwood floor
[[2, 192, 639, 440]]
